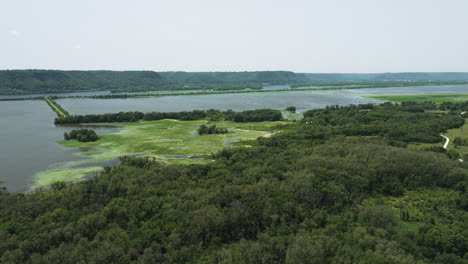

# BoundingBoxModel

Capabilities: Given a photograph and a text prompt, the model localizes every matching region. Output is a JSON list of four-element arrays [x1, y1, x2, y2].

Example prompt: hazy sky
[[2, 0, 468, 72]]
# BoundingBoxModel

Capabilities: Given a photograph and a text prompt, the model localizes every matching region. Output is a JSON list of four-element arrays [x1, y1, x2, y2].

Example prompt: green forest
[[1, 102, 467, 263], [2, 70, 468, 95], [54, 109, 283, 124], [0, 70, 306, 95]]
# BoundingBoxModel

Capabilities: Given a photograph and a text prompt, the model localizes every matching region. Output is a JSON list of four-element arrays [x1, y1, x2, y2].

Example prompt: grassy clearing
[[59, 119, 279, 157], [365, 93, 468, 103], [34, 119, 283, 189], [387, 188, 461, 223], [33, 167, 102, 188], [383, 188, 461, 232], [398, 220, 421, 233], [282, 110, 303, 120]]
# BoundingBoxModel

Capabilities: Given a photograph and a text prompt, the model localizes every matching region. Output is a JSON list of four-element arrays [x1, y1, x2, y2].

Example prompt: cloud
[[73, 44, 81, 49], [9, 29, 20, 36]]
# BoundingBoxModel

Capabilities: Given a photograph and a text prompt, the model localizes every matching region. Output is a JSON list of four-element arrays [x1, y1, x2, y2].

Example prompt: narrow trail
[[441, 135, 450, 149], [441, 134, 464, 162]]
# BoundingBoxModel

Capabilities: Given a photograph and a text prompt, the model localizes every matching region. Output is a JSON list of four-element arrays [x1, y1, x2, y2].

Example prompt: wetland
[[1, 84, 467, 192]]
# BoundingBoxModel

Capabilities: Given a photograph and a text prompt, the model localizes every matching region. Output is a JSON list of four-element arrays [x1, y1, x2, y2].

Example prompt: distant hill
[[0, 70, 168, 95], [302, 72, 468, 81], [0, 70, 306, 95], [159, 71, 307, 85], [1, 70, 467, 95]]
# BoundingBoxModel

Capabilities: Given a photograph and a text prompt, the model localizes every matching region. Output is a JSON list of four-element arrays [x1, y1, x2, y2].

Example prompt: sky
[[1, 0, 468, 73]]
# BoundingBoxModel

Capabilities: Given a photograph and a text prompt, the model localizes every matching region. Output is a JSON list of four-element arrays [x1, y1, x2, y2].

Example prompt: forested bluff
[[2, 70, 468, 95], [1, 101, 468, 263]]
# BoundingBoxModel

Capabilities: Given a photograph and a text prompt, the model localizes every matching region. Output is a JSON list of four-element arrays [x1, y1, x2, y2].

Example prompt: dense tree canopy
[[54, 109, 284, 124], [1, 102, 467, 263], [0, 70, 308, 95]]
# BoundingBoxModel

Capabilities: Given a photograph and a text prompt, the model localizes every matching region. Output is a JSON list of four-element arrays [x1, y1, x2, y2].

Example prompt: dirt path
[[441, 135, 449, 149]]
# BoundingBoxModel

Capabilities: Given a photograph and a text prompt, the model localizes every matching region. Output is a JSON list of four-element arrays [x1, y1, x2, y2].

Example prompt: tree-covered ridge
[[0, 70, 307, 95], [4, 70, 468, 95], [159, 71, 307, 85], [0, 70, 169, 95], [1, 102, 468, 263]]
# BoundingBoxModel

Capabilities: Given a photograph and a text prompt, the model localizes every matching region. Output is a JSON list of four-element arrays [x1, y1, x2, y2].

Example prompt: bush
[[198, 125, 228, 135], [65, 129, 99, 142]]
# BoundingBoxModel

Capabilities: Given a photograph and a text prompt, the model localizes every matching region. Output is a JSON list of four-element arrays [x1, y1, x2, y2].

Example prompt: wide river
[[0, 101, 117, 192], [1, 85, 467, 192]]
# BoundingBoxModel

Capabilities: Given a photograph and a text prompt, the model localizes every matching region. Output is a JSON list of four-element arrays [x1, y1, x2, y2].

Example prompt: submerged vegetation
[[1, 102, 468, 263], [33, 120, 280, 188], [291, 80, 468, 89], [366, 93, 468, 103]]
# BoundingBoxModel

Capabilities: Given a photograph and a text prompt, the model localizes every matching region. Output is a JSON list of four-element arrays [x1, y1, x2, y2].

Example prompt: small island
[[64, 129, 99, 142]]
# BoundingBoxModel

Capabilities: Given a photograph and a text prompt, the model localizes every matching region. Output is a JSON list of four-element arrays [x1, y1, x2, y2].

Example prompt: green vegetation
[[0, 70, 306, 95], [302, 102, 464, 143], [33, 167, 102, 188], [64, 129, 99, 142], [1, 102, 468, 263], [44, 97, 69, 118], [366, 93, 468, 103], [443, 120, 468, 160], [284, 106, 296, 113], [33, 119, 281, 188], [197, 124, 228, 135], [55, 109, 283, 124], [4, 70, 468, 95]]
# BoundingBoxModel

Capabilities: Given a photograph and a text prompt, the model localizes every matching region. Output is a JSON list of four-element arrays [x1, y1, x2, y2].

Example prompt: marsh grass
[[33, 119, 281, 189]]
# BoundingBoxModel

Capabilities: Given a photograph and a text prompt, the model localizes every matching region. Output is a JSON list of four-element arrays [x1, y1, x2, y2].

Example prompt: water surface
[[0, 101, 117, 192], [57, 92, 382, 115], [2, 84, 467, 191]]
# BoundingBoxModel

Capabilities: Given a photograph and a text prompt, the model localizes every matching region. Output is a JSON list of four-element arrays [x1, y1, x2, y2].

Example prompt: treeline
[[159, 71, 305, 86], [64, 129, 99, 142], [1, 102, 467, 263], [0, 97, 45, 101], [198, 124, 228, 135], [54, 109, 283, 124]]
